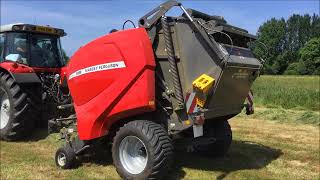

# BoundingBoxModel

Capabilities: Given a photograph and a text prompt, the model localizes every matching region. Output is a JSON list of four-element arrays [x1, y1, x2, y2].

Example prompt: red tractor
[[0, 23, 70, 140]]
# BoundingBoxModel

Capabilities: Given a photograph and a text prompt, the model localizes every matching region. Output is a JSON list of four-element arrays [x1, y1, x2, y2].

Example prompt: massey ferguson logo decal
[[69, 61, 126, 80], [232, 69, 249, 79]]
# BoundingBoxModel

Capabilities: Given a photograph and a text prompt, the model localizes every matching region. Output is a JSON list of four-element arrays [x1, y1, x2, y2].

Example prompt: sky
[[1, 0, 319, 56]]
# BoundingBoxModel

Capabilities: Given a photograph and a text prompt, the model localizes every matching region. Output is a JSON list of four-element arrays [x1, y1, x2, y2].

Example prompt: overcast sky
[[1, 0, 319, 56]]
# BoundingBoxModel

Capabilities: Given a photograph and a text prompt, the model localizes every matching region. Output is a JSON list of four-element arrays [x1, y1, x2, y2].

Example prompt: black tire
[[55, 145, 76, 169], [0, 72, 34, 141], [194, 120, 232, 156], [112, 120, 173, 180]]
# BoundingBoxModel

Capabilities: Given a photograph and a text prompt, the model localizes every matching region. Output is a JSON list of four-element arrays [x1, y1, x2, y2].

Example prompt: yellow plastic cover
[[192, 74, 215, 107]]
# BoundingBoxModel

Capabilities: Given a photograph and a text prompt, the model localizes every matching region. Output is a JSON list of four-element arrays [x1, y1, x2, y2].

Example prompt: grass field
[[250, 75, 320, 125], [0, 75, 319, 179], [0, 117, 319, 180], [252, 75, 320, 111]]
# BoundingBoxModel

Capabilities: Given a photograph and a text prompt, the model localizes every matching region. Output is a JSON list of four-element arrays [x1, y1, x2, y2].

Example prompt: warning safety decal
[[69, 61, 126, 80]]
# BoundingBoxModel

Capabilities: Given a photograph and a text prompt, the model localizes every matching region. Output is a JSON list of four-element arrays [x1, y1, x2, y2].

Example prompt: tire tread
[[113, 120, 173, 179], [0, 73, 35, 141]]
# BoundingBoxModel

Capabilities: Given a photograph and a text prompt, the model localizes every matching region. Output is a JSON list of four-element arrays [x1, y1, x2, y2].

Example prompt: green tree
[[254, 18, 286, 74], [310, 13, 320, 38], [299, 37, 320, 75], [284, 61, 307, 75], [253, 13, 319, 75], [286, 14, 312, 52]]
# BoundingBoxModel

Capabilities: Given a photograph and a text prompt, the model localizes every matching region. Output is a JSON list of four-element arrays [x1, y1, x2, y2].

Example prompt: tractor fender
[[0, 62, 41, 84], [0, 63, 41, 84], [0, 66, 15, 79], [11, 73, 41, 84]]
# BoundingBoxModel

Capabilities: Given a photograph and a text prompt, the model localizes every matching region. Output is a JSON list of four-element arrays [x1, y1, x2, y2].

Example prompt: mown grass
[[238, 107, 320, 126], [0, 117, 319, 180], [252, 75, 320, 111]]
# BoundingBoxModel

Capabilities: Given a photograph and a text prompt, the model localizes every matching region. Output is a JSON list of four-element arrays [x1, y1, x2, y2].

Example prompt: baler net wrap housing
[[149, 9, 262, 120]]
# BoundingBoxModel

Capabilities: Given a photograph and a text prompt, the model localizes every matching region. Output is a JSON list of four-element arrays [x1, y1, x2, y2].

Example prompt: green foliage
[[253, 14, 320, 75], [252, 75, 320, 111], [284, 61, 307, 75], [253, 18, 286, 69], [299, 37, 320, 75]]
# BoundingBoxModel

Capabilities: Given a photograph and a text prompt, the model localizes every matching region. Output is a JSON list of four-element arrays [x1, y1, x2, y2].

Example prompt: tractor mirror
[[5, 54, 23, 63]]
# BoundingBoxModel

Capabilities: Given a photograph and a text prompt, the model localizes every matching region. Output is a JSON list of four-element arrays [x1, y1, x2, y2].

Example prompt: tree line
[[252, 13, 320, 75]]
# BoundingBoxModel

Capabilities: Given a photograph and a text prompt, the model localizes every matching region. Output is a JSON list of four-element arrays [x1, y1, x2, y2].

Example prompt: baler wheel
[[194, 120, 232, 156], [55, 145, 76, 169], [0, 72, 34, 141], [112, 120, 173, 179]]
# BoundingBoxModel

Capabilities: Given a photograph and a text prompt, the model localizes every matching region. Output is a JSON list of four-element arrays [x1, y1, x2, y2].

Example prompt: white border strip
[[69, 61, 126, 80]]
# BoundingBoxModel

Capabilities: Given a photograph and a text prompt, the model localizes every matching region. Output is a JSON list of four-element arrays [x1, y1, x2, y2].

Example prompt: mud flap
[[193, 125, 203, 138], [192, 114, 205, 138]]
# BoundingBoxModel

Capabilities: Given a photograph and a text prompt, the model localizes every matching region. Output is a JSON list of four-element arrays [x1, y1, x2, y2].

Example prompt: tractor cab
[[0, 24, 70, 141], [0, 23, 66, 68]]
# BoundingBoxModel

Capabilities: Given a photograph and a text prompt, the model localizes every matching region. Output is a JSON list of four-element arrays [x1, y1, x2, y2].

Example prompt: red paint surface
[[67, 28, 156, 140], [0, 62, 35, 73], [0, 61, 68, 81], [0, 61, 64, 73]]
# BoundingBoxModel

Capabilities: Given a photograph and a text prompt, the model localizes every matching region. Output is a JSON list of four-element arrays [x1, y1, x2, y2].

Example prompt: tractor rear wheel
[[0, 72, 34, 141], [112, 120, 173, 179], [194, 120, 232, 156]]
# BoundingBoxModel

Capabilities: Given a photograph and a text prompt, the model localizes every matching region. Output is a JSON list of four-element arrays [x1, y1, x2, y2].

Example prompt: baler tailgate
[[206, 63, 259, 118]]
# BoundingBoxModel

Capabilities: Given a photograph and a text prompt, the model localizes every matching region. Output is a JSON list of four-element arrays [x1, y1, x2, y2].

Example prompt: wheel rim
[[0, 88, 10, 129], [57, 153, 67, 167], [119, 136, 148, 174]]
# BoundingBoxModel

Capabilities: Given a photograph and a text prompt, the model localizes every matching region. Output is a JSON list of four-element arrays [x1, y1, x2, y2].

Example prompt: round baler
[[54, 1, 262, 179]]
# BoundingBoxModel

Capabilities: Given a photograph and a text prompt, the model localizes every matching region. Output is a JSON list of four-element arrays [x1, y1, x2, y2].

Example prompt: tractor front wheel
[[112, 120, 173, 179]]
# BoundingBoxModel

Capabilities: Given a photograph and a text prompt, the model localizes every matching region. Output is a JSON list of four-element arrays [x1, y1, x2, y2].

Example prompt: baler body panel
[[154, 19, 261, 120], [67, 28, 156, 140]]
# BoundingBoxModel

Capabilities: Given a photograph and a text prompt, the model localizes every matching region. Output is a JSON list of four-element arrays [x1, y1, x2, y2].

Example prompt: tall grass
[[252, 75, 320, 111]]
